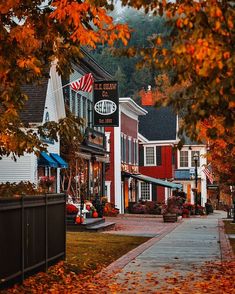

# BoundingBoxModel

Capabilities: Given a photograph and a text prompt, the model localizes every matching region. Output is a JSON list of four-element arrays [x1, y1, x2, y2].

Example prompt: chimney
[[141, 85, 153, 106]]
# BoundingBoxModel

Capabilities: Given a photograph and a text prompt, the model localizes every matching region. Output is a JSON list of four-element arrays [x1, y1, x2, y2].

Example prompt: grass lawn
[[65, 232, 150, 275], [223, 220, 235, 254]]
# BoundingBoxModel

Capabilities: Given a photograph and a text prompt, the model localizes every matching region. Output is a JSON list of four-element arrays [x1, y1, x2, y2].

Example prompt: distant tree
[[113, 66, 128, 96], [89, 8, 170, 97]]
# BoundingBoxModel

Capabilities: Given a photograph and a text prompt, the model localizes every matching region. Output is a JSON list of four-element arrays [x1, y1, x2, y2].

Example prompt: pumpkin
[[75, 216, 84, 224], [92, 211, 98, 218]]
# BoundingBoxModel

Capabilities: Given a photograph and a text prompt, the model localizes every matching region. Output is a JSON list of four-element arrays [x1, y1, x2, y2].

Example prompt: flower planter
[[163, 213, 178, 223]]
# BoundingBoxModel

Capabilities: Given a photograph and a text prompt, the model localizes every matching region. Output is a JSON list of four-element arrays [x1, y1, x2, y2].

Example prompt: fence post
[[45, 194, 48, 271], [21, 196, 25, 283]]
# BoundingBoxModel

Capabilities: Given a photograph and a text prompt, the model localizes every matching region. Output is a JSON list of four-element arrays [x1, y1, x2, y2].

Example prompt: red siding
[[121, 113, 138, 139], [140, 146, 173, 178], [140, 146, 174, 203]]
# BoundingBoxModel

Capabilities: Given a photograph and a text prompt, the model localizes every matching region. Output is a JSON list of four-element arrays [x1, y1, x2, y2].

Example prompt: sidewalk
[[97, 211, 233, 293]]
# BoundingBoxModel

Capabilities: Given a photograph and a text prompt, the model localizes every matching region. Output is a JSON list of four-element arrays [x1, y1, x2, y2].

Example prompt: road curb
[[218, 219, 235, 261]]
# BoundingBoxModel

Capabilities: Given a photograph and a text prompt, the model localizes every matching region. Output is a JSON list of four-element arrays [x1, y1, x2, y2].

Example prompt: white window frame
[[178, 149, 201, 168], [105, 132, 111, 153], [104, 181, 111, 202], [179, 150, 189, 168], [139, 182, 152, 201], [144, 145, 156, 166], [128, 137, 132, 164]]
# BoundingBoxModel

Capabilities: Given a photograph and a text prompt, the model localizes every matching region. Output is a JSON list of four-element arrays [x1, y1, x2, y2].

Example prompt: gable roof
[[20, 78, 48, 124], [139, 106, 177, 141], [72, 48, 113, 81]]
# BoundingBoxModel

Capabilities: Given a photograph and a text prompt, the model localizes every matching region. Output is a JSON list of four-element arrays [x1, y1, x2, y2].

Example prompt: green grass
[[223, 220, 235, 254], [66, 232, 150, 274]]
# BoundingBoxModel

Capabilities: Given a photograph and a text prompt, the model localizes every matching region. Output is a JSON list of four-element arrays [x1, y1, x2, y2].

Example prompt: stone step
[[66, 217, 111, 232], [86, 221, 116, 232]]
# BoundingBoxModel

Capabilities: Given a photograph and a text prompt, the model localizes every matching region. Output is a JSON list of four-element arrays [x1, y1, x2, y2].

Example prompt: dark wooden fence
[[0, 193, 66, 289]]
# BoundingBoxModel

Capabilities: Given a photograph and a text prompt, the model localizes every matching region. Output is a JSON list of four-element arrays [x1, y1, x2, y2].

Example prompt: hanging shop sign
[[93, 81, 119, 127], [84, 127, 105, 150]]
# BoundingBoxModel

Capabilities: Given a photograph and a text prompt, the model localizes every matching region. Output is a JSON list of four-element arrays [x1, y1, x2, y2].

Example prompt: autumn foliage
[[0, 0, 130, 158], [3, 260, 235, 293]]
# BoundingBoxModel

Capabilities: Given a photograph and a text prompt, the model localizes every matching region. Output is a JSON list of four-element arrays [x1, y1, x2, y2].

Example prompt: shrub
[[103, 202, 119, 217], [131, 203, 147, 214], [0, 181, 39, 197]]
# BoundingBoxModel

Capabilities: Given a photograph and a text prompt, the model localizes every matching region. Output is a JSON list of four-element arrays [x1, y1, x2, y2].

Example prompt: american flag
[[203, 164, 213, 184], [70, 73, 93, 93]]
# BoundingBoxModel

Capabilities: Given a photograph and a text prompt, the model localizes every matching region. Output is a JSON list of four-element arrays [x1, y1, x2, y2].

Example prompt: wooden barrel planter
[[163, 213, 178, 223]]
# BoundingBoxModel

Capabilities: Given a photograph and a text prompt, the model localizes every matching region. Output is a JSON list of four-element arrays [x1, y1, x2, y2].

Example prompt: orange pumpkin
[[75, 216, 81, 224]]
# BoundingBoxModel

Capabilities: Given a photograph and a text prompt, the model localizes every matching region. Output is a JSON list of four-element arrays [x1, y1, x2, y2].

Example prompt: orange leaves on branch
[[50, 0, 130, 48]]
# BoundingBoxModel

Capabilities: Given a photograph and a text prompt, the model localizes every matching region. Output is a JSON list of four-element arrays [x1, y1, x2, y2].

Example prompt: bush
[[142, 201, 161, 215], [0, 181, 40, 197], [103, 202, 119, 217], [130, 203, 147, 214]]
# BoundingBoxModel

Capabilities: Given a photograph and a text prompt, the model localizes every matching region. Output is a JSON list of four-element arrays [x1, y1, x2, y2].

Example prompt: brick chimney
[[141, 85, 153, 106]]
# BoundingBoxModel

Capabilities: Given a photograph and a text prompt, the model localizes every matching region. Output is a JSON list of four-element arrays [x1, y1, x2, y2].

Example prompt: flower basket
[[163, 213, 178, 222]]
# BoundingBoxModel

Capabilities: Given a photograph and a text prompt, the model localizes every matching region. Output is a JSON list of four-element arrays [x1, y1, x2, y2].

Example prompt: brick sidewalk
[[104, 214, 181, 237], [99, 213, 234, 279], [98, 215, 182, 276]]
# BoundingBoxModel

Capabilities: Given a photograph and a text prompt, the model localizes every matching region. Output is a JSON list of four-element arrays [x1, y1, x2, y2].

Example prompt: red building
[[138, 106, 179, 203], [105, 98, 181, 213], [105, 97, 146, 213]]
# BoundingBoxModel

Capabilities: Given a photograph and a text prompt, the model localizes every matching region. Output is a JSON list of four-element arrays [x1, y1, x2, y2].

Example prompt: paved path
[[98, 211, 233, 293]]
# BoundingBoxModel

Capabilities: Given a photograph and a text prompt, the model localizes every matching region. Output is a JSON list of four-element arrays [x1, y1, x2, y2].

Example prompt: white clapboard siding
[[0, 154, 37, 184]]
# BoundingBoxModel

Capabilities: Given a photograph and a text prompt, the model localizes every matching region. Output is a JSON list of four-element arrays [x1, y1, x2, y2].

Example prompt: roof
[[120, 97, 147, 116], [139, 106, 177, 141], [20, 78, 48, 124], [72, 48, 113, 81], [123, 172, 182, 189]]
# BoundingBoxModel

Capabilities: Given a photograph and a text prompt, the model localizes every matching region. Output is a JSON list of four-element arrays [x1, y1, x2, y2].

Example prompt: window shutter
[[156, 146, 162, 165], [139, 145, 144, 166], [152, 185, 157, 201]]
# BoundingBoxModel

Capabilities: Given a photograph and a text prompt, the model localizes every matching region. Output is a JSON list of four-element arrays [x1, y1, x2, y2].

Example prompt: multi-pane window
[[140, 182, 151, 201], [180, 151, 189, 167], [191, 151, 200, 167], [145, 147, 155, 165]]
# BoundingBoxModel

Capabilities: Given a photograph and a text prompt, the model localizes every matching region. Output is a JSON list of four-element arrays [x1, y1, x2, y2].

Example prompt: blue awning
[[38, 151, 58, 168], [50, 153, 68, 168]]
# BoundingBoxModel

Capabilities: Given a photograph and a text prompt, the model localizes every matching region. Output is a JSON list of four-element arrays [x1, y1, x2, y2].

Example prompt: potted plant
[[162, 196, 179, 222], [39, 176, 55, 192]]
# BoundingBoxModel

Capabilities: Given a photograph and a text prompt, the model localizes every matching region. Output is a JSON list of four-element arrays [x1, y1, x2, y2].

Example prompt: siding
[[0, 154, 37, 184]]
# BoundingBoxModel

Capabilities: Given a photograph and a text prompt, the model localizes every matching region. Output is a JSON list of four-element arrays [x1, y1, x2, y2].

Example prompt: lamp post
[[193, 153, 199, 215], [230, 185, 235, 223]]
